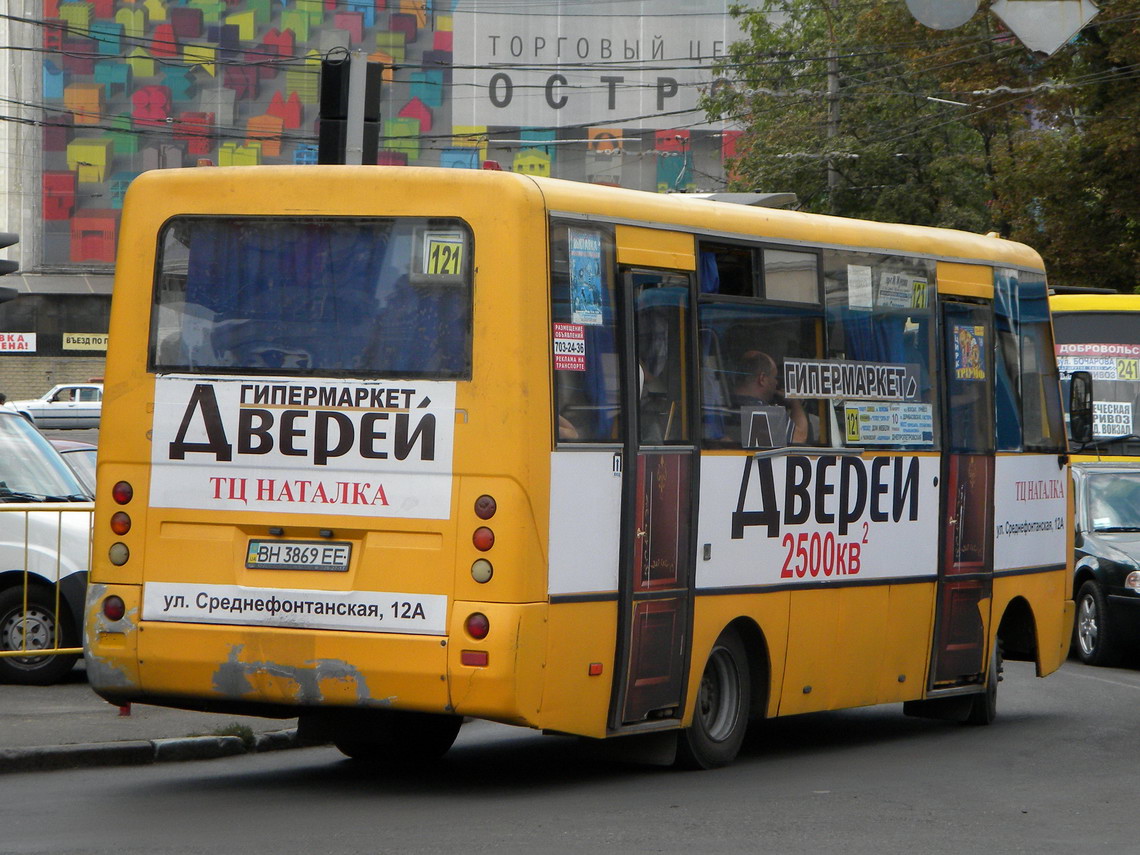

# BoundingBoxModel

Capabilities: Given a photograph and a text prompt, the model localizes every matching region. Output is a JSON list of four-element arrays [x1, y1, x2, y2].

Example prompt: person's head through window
[[734, 350, 809, 444], [734, 350, 782, 406]]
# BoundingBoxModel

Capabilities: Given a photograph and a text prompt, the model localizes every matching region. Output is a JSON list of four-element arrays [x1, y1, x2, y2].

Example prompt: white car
[[11, 382, 103, 429], [0, 410, 93, 684]]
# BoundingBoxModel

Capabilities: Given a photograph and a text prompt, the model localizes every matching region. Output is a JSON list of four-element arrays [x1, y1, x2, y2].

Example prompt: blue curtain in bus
[[837, 309, 906, 365], [699, 251, 720, 294], [182, 220, 468, 375]]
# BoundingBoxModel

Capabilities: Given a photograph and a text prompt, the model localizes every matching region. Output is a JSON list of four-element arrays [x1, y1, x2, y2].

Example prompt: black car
[[1072, 462, 1140, 665]]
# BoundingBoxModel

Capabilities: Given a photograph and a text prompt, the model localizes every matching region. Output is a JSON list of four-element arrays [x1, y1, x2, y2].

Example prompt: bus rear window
[[151, 216, 473, 379]]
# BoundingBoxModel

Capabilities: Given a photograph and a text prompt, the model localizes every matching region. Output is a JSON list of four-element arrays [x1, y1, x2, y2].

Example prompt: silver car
[[11, 382, 102, 429]]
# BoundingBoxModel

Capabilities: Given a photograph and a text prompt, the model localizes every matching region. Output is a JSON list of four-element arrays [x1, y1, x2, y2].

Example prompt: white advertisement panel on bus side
[[696, 454, 941, 589], [992, 455, 1067, 573]]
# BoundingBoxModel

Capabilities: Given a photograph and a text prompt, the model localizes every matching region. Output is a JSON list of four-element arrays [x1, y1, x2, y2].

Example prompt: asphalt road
[[0, 657, 1136, 855]]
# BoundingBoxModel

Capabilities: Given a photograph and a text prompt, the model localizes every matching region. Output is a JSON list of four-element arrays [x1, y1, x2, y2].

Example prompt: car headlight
[[1126, 571, 1140, 593]]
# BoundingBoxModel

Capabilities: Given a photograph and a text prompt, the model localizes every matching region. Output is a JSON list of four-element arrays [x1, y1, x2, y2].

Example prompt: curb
[[0, 728, 302, 775]]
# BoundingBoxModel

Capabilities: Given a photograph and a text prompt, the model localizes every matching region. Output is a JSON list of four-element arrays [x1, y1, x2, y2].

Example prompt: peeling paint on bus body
[[212, 645, 374, 705]]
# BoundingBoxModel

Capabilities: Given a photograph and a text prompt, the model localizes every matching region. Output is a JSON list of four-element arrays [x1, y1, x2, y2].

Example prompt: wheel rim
[[0, 605, 57, 669], [1077, 593, 1099, 657], [696, 645, 740, 743]]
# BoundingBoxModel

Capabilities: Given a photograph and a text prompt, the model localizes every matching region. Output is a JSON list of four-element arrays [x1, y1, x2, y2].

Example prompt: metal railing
[[0, 504, 94, 661]]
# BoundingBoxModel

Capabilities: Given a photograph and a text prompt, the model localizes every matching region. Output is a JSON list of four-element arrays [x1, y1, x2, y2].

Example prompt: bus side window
[[550, 223, 621, 443], [823, 251, 938, 450]]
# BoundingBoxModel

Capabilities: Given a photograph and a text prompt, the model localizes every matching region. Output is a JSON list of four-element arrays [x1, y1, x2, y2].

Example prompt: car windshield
[[61, 448, 97, 495], [1086, 472, 1140, 532], [0, 414, 91, 501]]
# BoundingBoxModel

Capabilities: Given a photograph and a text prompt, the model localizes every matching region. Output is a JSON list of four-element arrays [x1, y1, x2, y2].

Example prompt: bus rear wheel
[[965, 640, 1003, 726], [331, 710, 463, 764], [677, 629, 750, 770]]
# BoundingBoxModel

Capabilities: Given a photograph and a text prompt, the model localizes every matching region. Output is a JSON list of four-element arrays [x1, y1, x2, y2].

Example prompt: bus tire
[[1075, 580, 1118, 666], [677, 629, 750, 770], [0, 584, 79, 685], [965, 639, 1003, 726], [333, 710, 462, 764]]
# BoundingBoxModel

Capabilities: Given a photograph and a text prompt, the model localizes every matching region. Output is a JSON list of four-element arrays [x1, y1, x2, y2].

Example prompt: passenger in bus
[[733, 350, 809, 445]]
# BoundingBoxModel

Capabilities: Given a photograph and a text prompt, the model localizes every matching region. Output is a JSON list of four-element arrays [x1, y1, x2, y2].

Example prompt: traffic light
[[0, 233, 17, 278], [0, 233, 17, 304], [317, 53, 382, 164]]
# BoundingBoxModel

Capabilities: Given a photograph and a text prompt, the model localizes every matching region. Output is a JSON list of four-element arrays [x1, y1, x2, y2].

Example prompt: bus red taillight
[[465, 612, 490, 640], [112, 481, 133, 504], [110, 512, 131, 535], [474, 494, 497, 519], [472, 526, 495, 551], [102, 595, 126, 621]]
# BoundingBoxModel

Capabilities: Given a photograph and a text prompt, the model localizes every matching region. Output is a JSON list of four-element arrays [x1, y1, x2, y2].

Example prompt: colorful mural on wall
[[38, 0, 742, 267]]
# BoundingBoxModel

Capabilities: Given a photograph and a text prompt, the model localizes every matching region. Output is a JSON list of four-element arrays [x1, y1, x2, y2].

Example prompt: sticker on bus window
[[783, 357, 921, 401], [553, 323, 586, 371], [847, 265, 873, 309], [877, 273, 927, 309], [1094, 401, 1133, 436], [843, 401, 934, 446], [953, 325, 986, 380], [421, 230, 465, 277], [568, 228, 604, 326]]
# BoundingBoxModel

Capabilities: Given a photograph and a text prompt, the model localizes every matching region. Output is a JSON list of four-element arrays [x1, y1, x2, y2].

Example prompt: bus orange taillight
[[465, 612, 490, 640], [110, 512, 131, 535], [108, 543, 129, 566], [112, 481, 133, 504], [474, 494, 497, 519], [102, 595, 126, 621], [473, 526, 495, 551]]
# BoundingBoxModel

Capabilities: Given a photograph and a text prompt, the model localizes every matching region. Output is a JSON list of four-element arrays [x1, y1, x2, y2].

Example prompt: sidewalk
[[0, 662, 304, 774]]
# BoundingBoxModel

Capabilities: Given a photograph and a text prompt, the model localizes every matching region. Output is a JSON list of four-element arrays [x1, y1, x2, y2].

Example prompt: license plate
[[245, 539, 352, 572]]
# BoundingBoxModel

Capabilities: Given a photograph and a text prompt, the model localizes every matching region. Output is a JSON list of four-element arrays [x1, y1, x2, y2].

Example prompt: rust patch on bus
[[212, 645, 374, 704], [83, 583, 141, 690]]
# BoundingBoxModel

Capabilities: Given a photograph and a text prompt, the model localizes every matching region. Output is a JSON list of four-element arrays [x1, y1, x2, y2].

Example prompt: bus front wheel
[[331, 709, 462, 764], [677, 629, 750, 770]]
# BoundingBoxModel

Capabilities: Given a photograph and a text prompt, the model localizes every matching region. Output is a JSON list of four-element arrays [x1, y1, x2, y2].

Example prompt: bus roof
[[126, 166, 1046, 271], [1049, 292, 1140, 313]]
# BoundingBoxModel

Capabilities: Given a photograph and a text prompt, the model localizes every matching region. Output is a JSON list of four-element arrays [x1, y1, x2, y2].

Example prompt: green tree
[[703, 0, 1140, 290]]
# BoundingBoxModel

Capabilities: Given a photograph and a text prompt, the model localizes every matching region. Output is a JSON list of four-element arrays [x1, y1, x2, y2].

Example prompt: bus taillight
[[471, 558, 493, 583], [110, 511, 131, 535], [112, 481, 133, 504], [102, 595, 126, 621], [474, 494, 497, 519], [465, 612, 490, 640], [472, 526, 494, 551]]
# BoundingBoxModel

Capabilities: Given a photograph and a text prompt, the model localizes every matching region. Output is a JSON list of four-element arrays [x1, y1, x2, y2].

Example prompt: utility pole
[[825, 0, 840, 211]]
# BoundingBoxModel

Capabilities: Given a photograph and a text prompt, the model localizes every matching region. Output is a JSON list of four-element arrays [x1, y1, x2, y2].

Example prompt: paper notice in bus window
[[1056, 355, 1118, 380], [1094, 401, 1133, 436], [421, 231, 465, 277], [569, 228, 604, 326], [878, 273, 927, 309], [844, 401, 934, 446], [953, 325, 986, 380], [847, 265, 873, 309], [553, 323, 586, 371]]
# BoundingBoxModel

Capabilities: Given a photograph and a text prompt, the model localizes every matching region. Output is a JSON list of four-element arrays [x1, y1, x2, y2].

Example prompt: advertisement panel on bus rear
[[149, 375, 456, 519]]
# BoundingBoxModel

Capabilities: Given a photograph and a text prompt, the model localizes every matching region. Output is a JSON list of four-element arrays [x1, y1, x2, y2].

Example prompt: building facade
[[0, 0, 745, 396]]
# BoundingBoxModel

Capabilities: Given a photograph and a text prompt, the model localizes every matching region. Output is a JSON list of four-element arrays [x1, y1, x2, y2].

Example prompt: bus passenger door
[[932, 300, 994, 686], [613, 268, 697, 727]]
